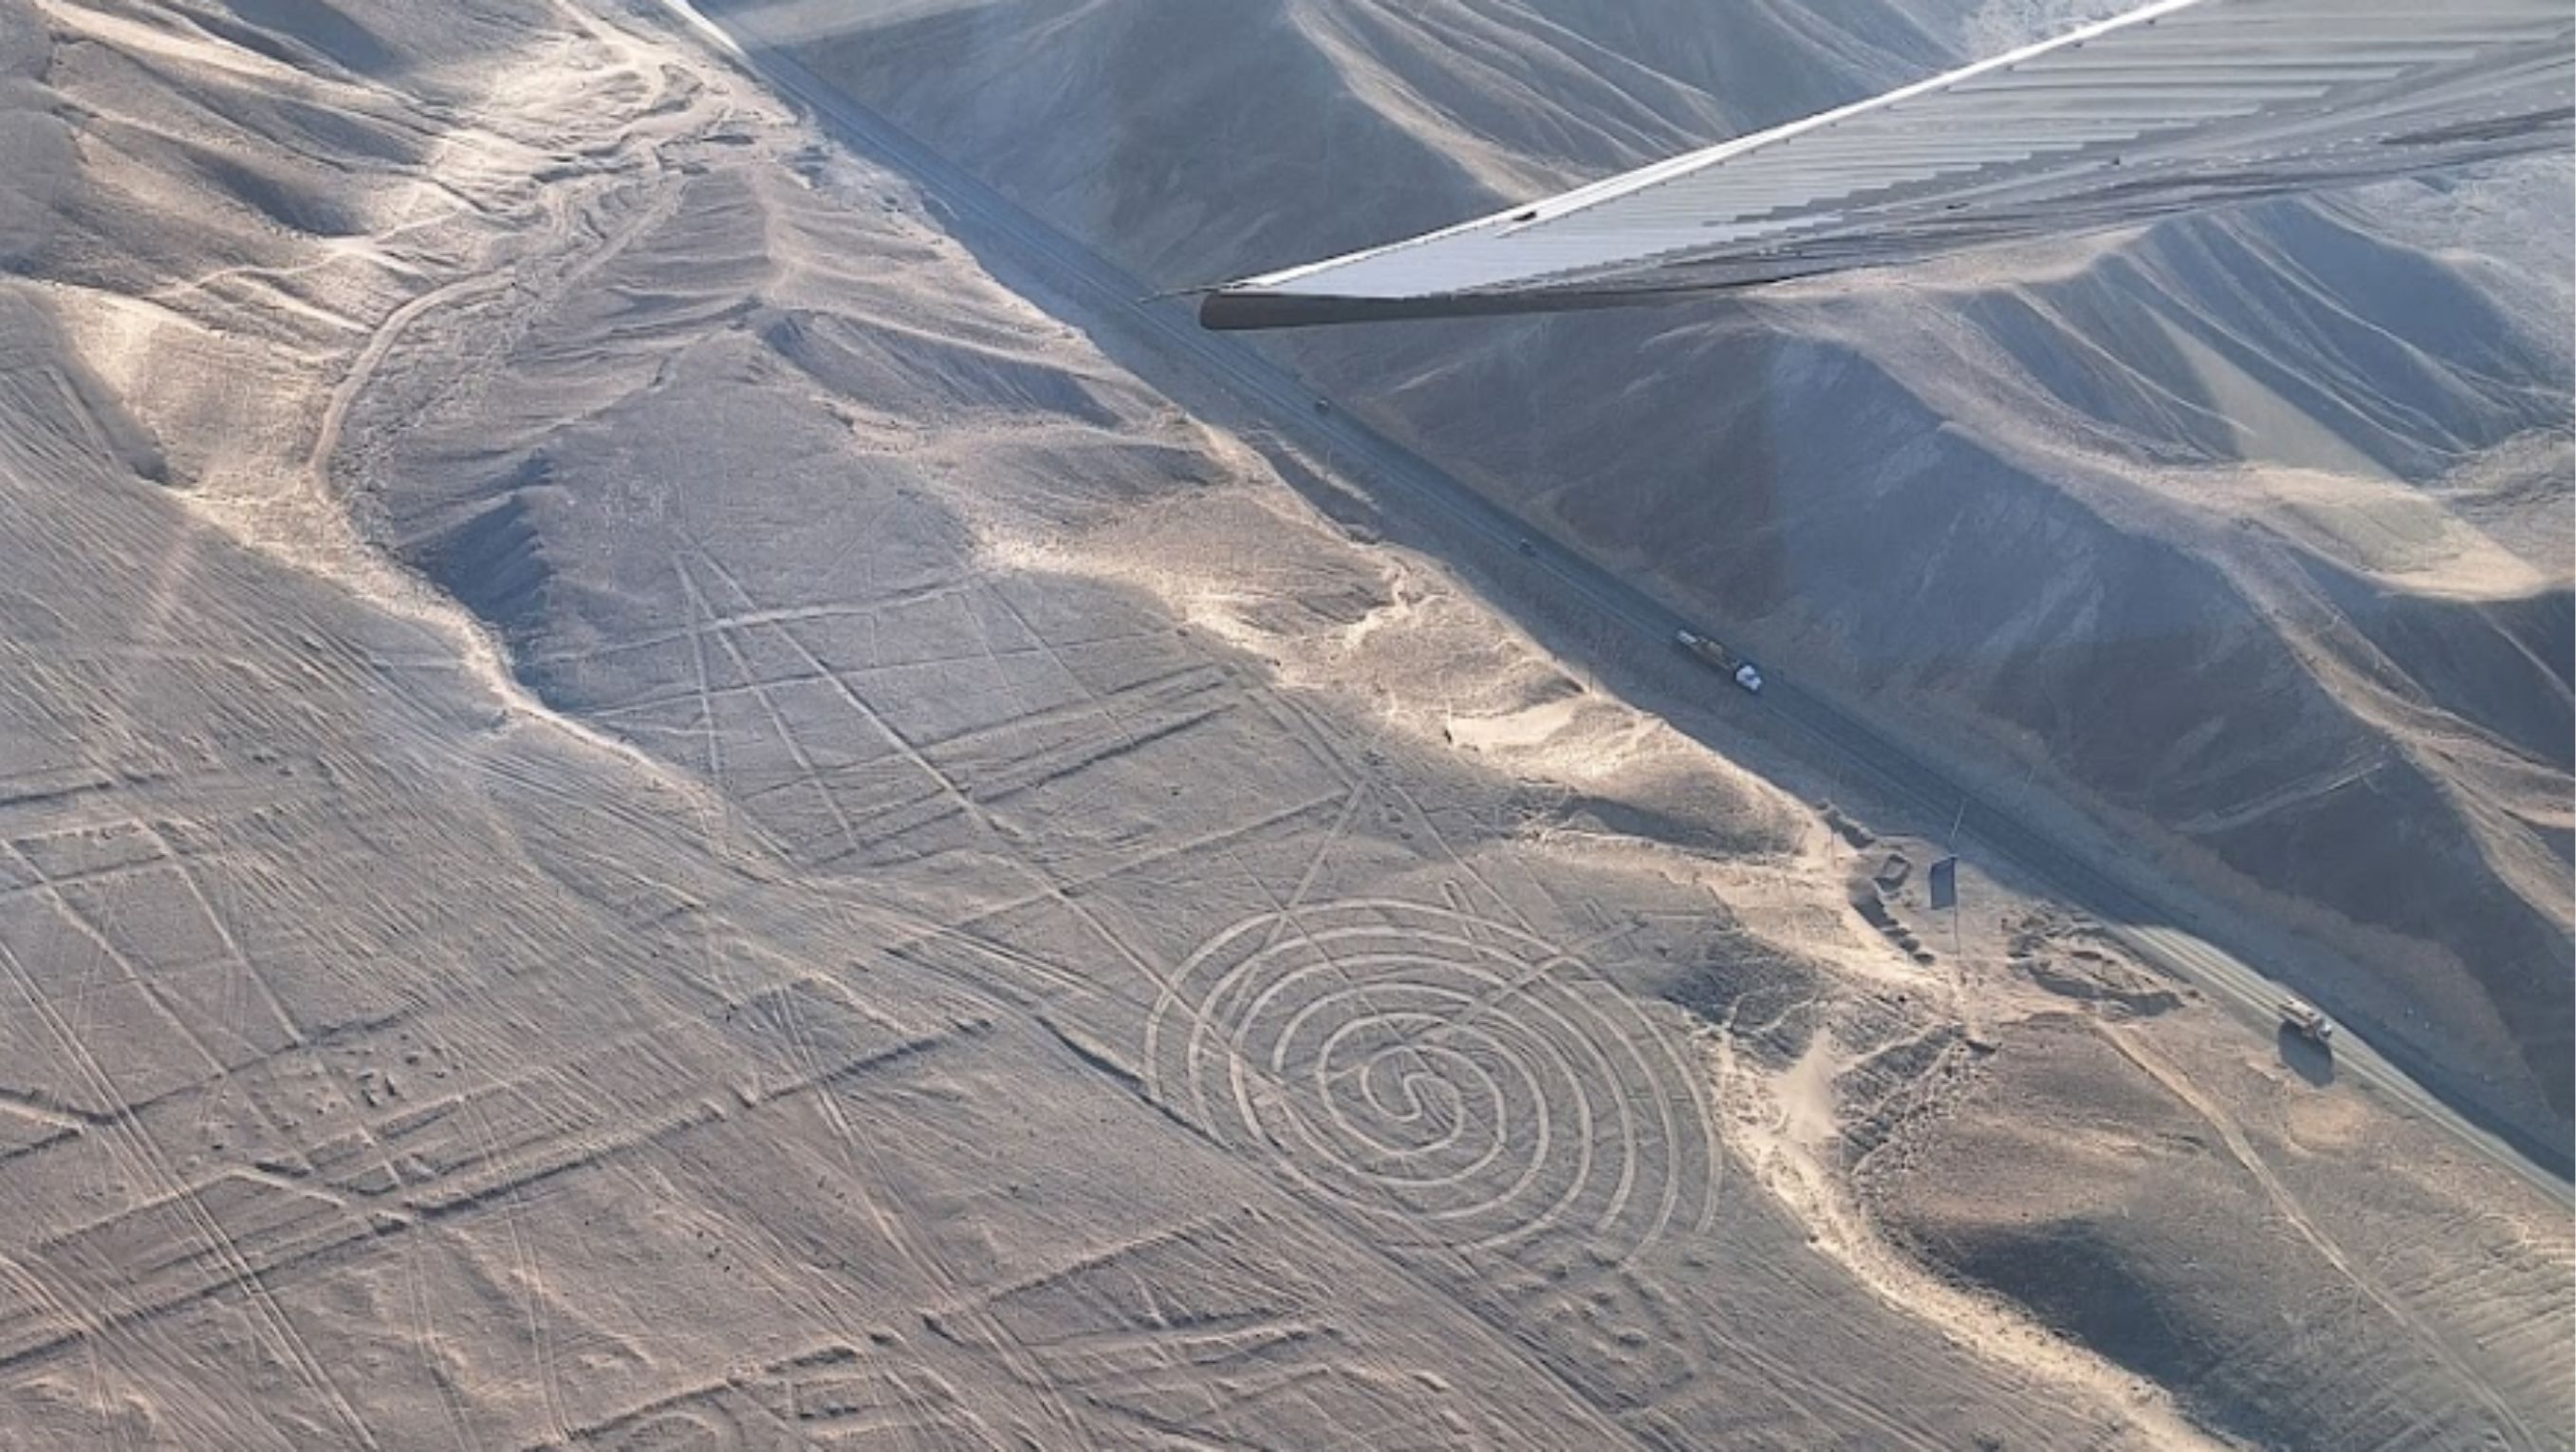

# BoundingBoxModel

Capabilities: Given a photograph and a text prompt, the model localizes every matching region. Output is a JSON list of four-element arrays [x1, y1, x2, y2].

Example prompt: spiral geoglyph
[[1144, 898, 1719, 1263]]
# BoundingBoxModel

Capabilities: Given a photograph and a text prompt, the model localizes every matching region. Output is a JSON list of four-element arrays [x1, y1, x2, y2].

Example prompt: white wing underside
[[1199, 0, 2574, 328]]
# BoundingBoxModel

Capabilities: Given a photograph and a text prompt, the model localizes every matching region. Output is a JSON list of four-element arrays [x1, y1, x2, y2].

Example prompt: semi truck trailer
[[1675, 628, 1763, 694]]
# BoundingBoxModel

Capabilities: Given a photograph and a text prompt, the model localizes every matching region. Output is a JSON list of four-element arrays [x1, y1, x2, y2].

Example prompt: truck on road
[[1675, 628, 1764, 695], [2279, 998, 2334, 1046]]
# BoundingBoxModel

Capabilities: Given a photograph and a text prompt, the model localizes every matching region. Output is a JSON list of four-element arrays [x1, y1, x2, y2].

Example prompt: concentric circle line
[[1216, 1052, 1527, 1226], [1186, 939, 1527, 1151], [1294, 995, 1561, 1217], [1234, 951, 1611, 1242], [1594, 963, 1729, 1244], [1304, 957, 1586, 1098], [1168, 898, 1572, 978], [1141, 899, 1722, 1265], [1237, 968, 1534, 1212], [1280, 1038, 1533, 1218], [1312, 1015, 1486, 1170], [1188, 924, 1583, 1110], [1143, 899, 1574, 1080]]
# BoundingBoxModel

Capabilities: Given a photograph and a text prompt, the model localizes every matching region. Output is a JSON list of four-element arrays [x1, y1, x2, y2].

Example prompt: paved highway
[[660, 0, 2572, 1205]]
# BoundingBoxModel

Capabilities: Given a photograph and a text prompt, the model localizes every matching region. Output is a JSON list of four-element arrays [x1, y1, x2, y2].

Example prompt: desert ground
[[765, 0, 2576, 1145], [0, 0, 2567, 1447]]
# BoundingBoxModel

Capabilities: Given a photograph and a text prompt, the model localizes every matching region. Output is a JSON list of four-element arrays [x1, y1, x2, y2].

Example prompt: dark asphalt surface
[[662, 0, 2571, 1203]]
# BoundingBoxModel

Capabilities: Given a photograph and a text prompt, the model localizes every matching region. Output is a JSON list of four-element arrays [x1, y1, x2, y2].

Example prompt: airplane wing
[[1198, 0, 2573, 329]]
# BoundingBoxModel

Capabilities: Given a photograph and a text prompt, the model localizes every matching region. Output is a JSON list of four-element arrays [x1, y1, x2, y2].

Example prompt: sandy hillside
[[0, 0, 2567, 1447], [742, 0, 2576, 1146]]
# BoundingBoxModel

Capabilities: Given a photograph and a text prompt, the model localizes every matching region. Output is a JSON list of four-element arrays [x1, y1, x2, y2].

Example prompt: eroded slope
[[715, 0, 2576, 1139], [0, 0, 2231, 1445]]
